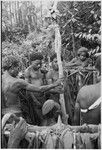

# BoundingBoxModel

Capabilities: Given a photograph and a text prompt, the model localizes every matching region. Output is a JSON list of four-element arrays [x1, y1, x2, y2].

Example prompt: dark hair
[[50, 53, 63, 62], [95, 56, 101, 73], [2, 55, 19, 71], [30, 52, 43, 62], [78, 47, 89, 58]]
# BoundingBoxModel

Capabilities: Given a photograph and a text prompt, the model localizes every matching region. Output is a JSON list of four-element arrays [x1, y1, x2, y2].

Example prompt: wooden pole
[[4, 123, 100, 136], [55, 24, 68, 124], [51, 0, 68, 124], [3, 115, 100, 145]]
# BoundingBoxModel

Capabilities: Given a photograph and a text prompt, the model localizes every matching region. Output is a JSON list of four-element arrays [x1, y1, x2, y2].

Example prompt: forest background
[[2, 1, 101, 71]]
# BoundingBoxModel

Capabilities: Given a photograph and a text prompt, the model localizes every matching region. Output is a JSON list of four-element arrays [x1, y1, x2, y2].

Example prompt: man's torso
[[25, 66, 43, 86]]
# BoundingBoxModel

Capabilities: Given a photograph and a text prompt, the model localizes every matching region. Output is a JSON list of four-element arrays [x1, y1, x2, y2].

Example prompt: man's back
[[2, 71, 24, 114]]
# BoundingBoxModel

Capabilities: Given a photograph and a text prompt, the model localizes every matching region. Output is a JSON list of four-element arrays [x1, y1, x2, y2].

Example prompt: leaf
[[82, 33, 86, 38], [79, 32, 82, 38]]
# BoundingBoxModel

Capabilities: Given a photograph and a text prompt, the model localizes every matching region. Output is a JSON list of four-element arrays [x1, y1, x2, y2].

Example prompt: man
[[41, 99, 61, 126], [73, 56, 101, 125], [2, 55, 61, 119], [24, 52, 49, 106], [25, 52, 44, 86], [46, 53, 64, 103], [65, 47, 93, 90], [65, 47, 92, 68]]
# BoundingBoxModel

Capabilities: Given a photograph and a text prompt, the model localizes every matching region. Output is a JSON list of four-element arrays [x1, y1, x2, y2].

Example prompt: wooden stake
[[55, 24, 68, 124]]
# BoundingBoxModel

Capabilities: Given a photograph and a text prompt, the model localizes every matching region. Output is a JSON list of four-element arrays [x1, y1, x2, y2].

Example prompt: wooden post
[[55, 24, 68, 124]]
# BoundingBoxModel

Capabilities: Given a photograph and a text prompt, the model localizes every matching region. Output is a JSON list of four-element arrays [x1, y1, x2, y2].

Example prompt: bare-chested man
[[2, 55, 61, 117], [24, 52, 49, 106], [25, 52, 44, 86], [46, 53, 64, 103]]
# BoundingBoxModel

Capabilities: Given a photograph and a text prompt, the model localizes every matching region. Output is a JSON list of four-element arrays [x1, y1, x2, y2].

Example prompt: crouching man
[[41, 99, 62, 126]]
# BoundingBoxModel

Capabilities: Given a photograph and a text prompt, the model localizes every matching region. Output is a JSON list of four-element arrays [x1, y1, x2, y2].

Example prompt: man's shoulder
[[2, 75, 27, 92], [12, 78, 28, 90]]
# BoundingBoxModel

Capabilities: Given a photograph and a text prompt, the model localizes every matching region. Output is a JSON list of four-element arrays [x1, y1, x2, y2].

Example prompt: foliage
[[48, 1, 101, 60], [2, 1, 101, 69], [2, 41, 33, 71], [2, 1, 40, 43]]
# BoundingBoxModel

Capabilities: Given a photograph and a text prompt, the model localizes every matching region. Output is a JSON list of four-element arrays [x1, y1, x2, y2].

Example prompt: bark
[[14, 2, 18, 24], [55, 24, 68, 124], [41, 1, 43, 27], [17, 1, 19, 24], [9, 2, 12, 28]]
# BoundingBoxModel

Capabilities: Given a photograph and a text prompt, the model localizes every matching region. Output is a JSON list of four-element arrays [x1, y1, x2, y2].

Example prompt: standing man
[[24, 52, 49, 106], [25, 52, 44, 86], [46, 53, 64, 103]]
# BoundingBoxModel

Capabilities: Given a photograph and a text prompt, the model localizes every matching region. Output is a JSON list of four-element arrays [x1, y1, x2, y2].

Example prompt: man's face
[[79, 52, 86, 61], [10, 66, 19, 77], [52, 58, 58, 71], [31, 60, 42, 71]]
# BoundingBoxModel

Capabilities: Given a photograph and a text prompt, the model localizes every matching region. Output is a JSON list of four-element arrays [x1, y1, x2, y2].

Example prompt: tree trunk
[[9, 2, 12, 28], [41, 1, 43, 27], [17, 1, 20, 26], [15, 2, 18, 25], [71, 21, 76, 57]]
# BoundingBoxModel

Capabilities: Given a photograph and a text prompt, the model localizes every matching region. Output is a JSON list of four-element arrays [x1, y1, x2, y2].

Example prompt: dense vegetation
[[2, 1, 101, 70]]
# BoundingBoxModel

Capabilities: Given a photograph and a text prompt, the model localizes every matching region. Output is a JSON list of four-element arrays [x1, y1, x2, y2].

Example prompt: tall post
[[55, 24, 68, 124], [41, 0, 43, 27]]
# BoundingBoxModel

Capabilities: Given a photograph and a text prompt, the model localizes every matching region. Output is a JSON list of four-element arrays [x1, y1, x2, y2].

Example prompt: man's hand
[[8, 117, 28, 148], [55, 77, 64, 86], [55, 85, 64, 94]]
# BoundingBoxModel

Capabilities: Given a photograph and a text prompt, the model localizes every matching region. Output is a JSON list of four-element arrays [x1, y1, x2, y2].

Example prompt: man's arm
[[46, 72, 64, 94], [24, 68, 31, 83], [46, 79, 64, 94], [26, 81, 61, 93], [13, 78, 61, 93], [65, 58, 81, 68]]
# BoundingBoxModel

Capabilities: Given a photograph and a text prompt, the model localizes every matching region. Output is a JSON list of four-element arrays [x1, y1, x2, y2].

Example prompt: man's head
[[2, 55, 19, 77], [77, 47, 89, 61], [42, 99, 61, 121], [50, 53, 63, 71], [30, 52, 43, 71]]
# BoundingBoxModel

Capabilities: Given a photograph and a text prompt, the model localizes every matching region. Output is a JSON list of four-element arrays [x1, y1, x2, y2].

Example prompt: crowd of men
[[2, 46, 101, 148]]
